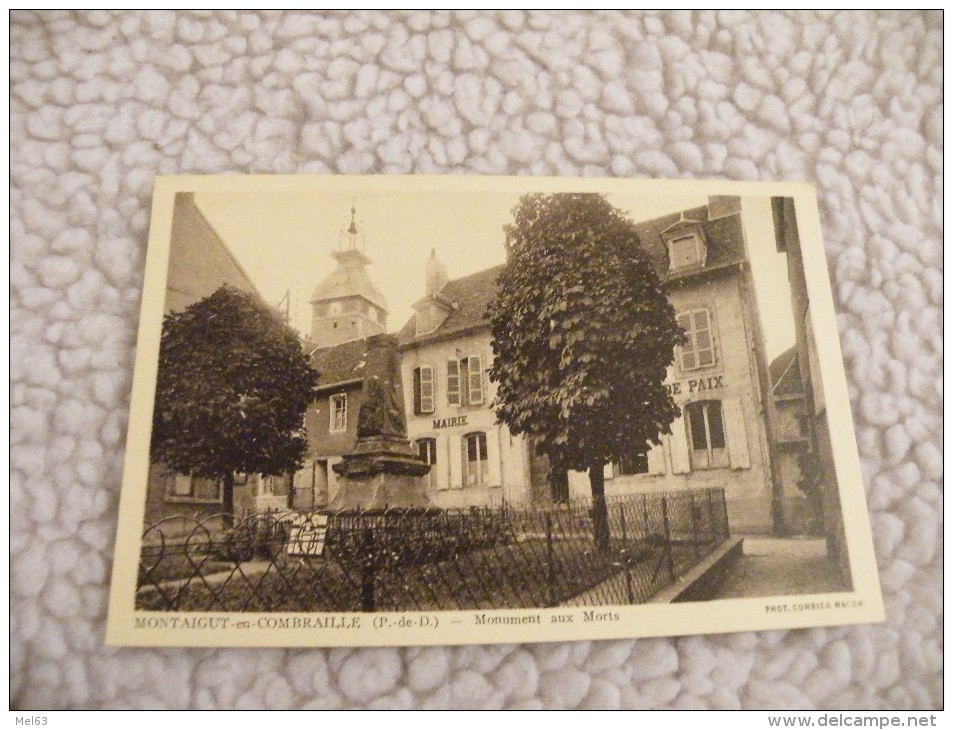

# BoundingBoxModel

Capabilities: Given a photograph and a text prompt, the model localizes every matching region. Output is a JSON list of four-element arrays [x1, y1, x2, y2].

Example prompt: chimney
[[425, 248, 448, 297]]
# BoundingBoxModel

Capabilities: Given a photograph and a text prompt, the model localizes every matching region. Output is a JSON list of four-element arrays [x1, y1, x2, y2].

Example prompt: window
[[168, 474, 222, 502], [329, 393, 347, 432], [616, 451, 649, 476], [665, 228, 706, 271], [417, 437, 438, 490], [686, 400, 728, 469], [670, 235, 701, 268], [677, 309, 716, 371], [462, 432, 488, 486], [413, 366, 435, 414], [416, 306, 436, 336], [447, 355, 484, 406]]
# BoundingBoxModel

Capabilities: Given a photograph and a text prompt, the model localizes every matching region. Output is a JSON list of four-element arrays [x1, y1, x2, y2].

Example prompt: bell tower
[[310, 206, 388, 346]]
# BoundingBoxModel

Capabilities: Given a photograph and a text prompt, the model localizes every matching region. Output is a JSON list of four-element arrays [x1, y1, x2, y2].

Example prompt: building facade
[[291, 197, 786, 535], [291, 338, 368, 509], [145, 193, 280, 525], [773, 197, 849, 579], [555, 197, 776, 534], [397, 264, 534, 508], [767, 347, 820, 535], [394, 198, 779, 534]]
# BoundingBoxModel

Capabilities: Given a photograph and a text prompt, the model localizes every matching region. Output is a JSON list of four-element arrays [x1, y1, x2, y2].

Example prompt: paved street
[[706, 537, 849, 599]]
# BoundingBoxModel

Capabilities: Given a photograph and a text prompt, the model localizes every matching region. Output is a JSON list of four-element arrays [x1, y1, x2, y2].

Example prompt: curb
[[648, 537, 745, 604]]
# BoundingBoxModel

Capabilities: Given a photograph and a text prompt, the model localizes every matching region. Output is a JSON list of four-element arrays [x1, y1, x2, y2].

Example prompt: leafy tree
[[489, 193, 683, 551], [150, 285, 319, 519]]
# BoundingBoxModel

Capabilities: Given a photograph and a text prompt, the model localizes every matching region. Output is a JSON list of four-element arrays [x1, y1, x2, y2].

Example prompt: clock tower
[[309, 206, 388, 346]]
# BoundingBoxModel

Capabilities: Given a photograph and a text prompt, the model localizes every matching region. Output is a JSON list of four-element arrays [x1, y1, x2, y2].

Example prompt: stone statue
[[330, 334, 431, 508]]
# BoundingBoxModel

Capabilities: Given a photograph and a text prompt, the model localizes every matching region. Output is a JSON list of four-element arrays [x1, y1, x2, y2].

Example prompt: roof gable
[[397, 199, 747, 347], [398, 265, 504, 347], [630, 203, 746, 282]]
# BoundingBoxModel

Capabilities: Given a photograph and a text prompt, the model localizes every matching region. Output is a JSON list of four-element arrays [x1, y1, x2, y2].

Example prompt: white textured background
[[10, 10, 942, 710]]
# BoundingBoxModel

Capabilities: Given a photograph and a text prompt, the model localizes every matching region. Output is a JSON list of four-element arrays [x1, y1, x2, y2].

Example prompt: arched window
[[462, 432, 488, 486]]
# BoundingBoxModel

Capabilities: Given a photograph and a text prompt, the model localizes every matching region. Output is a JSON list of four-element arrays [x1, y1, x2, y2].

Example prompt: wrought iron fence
[[136, 489, 729, 612]]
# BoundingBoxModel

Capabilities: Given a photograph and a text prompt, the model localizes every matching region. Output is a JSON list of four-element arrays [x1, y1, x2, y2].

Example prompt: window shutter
[[723, 397, 751, 469], [467, 356, 484, 405], [676, 312, 694, 370], [647, 443, 666, 475], [669, 419, 691, 474], [419, 366, 434, 413], [694, 309, 715, 367], [677, 309, 716, 371], [447, 360, 461, 405], [448, 433, 462, 489], [413, 367, 422, 414]]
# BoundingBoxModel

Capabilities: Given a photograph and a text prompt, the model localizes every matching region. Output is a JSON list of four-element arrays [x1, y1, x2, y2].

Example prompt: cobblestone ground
[[708, 538, 849, 599]]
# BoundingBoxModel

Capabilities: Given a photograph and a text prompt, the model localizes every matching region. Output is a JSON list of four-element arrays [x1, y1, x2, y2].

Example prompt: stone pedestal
[[329, 436, 432, 509], [327, 334, 432, 510]]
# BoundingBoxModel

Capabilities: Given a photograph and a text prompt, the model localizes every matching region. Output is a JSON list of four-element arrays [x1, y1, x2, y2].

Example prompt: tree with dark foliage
[[489, 193, 683, 551], [150, 285, 319, 519]]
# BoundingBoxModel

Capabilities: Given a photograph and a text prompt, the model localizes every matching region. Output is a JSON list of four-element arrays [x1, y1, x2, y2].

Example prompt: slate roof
[[397, 265, 505, 348], [310, 251, 389, 312], [308, 337, 369, 390], [770, 345, 804, 397], [630, 204, 747, 284], [397, 200, 747, 349]]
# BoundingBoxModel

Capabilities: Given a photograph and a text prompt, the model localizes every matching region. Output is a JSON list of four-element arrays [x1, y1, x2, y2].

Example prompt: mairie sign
[[432, 415, 468, 429]]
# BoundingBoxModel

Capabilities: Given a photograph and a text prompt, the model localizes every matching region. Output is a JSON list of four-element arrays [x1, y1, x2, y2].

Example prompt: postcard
[[106, 175, 884, 647]]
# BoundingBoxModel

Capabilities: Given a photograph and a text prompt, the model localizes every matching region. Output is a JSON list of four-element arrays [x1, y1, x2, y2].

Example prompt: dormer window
[[669, 233, 703, 269], [416, 305, 437, 336], [662, 219, 707, 272], [414, 297, 453, 337]]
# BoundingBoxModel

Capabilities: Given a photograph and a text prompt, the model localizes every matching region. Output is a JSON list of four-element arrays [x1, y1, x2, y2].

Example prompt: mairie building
[[397, 255, 534, 508], [396, 197, 778, 534]]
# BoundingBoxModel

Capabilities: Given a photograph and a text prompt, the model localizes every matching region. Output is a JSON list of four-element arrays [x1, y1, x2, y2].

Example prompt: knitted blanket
[[10, 10, 941, 710]]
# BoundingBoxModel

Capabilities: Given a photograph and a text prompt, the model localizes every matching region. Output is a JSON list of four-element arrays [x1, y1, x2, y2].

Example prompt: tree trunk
[[222, 472, 235, 527], [549, 460, 569, 503], [589, 462, 610, 552]]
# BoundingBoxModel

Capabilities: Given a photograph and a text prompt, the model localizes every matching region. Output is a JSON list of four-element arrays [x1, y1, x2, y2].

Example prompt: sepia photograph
[[107, 175, 883, 647]]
